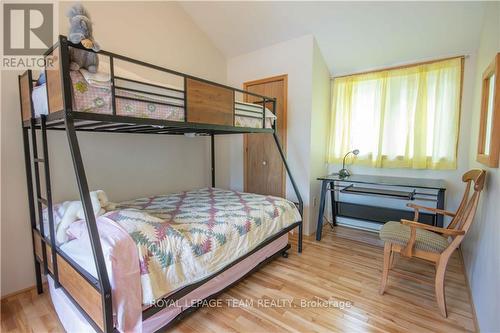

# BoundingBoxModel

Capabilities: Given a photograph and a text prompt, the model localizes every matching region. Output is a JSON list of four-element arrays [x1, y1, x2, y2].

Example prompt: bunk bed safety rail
[[23, 36, 276, 131]]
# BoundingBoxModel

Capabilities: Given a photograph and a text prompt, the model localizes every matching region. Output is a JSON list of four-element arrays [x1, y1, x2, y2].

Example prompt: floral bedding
[[104, 187, 301, 305], [70, 71, 185, 121]]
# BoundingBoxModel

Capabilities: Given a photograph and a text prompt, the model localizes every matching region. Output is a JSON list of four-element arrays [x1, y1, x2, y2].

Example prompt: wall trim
[[1, 283, 45, 301], [458, 248, 481, 333]]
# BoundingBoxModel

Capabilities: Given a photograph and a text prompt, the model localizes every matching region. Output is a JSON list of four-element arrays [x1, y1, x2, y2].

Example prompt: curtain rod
[[331, 55, 468, 79]]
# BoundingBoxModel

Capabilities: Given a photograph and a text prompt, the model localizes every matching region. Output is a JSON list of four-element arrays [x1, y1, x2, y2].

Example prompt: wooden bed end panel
[[19, 72, 32, 121], [186, 78, 234, 126], [32, 232, 104, 330], [33, 231, 53, 272], [46, 46, 64, 113], [57, 254, 104, 331], [33, 231, 43, 262]]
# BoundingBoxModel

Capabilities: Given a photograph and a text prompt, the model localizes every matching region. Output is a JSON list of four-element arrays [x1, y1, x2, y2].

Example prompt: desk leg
[[330, 181, 337, 226], [436, 189, 445, 227], [316, 180, 328, 241]]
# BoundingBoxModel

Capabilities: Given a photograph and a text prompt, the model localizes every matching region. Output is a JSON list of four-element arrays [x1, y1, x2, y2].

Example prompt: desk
[[316, 174, 446, 241]]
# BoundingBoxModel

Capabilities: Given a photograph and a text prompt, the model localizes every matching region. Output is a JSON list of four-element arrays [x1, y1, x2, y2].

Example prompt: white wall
[[308, 41, 331, 230], [223, 35, 319, 234], [221, 35, 335, 235], [461, 3, 500, 332], [1, 1, 226, 297]]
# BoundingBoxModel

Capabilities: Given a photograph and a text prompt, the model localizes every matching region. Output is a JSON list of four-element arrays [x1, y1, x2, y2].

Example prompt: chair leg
[[435, 259, 448, 317], [389, 250, 396, 269], [379, 242, 391, 295]]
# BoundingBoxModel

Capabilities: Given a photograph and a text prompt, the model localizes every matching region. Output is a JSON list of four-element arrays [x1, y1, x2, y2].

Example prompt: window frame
[[477, 53, 500, 168]]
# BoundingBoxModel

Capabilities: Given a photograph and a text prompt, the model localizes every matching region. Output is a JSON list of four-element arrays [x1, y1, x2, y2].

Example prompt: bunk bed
[[19, 36, 303, 333]]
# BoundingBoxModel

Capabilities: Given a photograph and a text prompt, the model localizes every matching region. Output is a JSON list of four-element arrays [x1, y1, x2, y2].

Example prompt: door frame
[[243, 74, 288, 197]]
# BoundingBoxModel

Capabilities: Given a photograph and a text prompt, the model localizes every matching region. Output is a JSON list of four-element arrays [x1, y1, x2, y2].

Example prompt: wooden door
[[244, 75, 287, 197]]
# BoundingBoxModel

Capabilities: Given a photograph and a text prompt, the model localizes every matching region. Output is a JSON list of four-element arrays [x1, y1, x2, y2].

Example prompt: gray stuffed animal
[[67, 4, 100, 73]]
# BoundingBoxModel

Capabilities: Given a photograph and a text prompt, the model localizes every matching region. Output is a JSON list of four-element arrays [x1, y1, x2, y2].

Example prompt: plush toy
[[36, 72, 46, 86], [67, 3, 100, 73], [55, 190, 113, 245]]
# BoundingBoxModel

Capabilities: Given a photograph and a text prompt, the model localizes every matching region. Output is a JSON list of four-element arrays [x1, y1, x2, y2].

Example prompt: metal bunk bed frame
[[19, 35, 303, 332]]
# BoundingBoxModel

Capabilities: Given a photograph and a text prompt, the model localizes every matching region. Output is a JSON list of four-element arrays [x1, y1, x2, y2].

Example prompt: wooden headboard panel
[[19, 72, 33, 121], [46, 46, 64, 113], [186, 78, 234, 126]]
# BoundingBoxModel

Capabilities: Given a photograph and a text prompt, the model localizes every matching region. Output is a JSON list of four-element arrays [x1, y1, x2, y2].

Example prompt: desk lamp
[[339, 149, 359, 178]]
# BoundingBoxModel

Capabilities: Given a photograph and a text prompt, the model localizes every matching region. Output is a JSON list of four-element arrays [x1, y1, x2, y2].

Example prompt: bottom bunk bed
[[36, 187, 301, 332]]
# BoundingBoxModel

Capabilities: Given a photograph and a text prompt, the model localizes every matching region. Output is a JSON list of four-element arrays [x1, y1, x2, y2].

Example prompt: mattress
[[39, 188, 300, 331], [32, 70, 275, 128]]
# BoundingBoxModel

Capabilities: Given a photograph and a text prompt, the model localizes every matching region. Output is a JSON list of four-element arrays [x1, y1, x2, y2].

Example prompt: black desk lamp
[[339, 149, 359, 178]]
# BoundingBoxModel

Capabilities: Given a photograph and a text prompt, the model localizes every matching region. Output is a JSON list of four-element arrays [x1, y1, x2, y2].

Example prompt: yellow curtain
[[327, 57, 463, 170]]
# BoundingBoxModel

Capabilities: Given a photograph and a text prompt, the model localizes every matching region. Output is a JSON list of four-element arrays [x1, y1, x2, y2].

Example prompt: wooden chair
[[378, 169, 486, 317]]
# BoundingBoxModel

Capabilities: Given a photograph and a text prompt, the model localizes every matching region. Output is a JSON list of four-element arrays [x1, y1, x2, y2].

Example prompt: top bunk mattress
[[40, 187, 301, 306], [31, 70, 275, 128]]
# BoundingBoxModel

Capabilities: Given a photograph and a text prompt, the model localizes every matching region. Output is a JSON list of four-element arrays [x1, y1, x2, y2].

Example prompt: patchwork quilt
[[105, 187, 301, 305]]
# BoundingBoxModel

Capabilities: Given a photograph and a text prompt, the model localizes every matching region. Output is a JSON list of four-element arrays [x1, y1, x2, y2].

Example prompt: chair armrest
[[400, 219, 465, 236], [407, 203, 456, 217]]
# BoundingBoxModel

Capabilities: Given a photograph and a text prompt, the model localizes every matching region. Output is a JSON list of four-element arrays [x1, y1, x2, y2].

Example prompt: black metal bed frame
[[20, 35, 303, 333]]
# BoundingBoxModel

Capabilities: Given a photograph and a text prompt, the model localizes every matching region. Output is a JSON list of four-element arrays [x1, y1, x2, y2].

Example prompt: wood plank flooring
[[1, 226, 477, 332]]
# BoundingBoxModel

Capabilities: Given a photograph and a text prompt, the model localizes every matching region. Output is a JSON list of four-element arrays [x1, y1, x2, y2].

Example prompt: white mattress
[[32, 84, 49, 117], [36, 219, 98, 277], [60, 236, 99, 278]]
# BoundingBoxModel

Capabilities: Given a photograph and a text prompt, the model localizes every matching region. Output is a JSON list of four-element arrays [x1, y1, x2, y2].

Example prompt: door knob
[[262, 161, 267, 166]]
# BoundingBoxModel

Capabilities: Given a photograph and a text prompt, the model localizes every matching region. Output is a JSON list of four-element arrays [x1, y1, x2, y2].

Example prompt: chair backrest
[[447, 169, 486, 236]]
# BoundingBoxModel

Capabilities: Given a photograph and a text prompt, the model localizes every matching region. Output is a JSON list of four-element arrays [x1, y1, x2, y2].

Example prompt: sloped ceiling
[[180, 1, 485, 75]]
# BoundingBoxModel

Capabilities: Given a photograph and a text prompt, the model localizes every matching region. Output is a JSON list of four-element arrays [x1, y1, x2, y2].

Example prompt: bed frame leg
[[211, 134, 215, 187], [65, 114, 114, 333], [34, 260, 43, 294], [272, 131, 303, 254], [59, 34, 114, 332], [298, 222, 303, 253]]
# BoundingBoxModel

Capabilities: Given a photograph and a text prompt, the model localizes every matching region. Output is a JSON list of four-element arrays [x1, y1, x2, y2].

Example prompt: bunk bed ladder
[[29, 118, 48, 274], [19, 71, 44, 294], [21, 125, 43, 294], [29, 116, 60, 287]]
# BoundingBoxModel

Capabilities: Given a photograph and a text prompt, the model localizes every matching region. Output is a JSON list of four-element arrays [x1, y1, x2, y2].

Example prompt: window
[[327, 57, 463, 170]]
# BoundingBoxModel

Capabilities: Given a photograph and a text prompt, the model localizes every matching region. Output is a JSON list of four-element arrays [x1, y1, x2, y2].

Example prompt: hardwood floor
[[1, 285, 61, 332], [1, 226, 477, 332]]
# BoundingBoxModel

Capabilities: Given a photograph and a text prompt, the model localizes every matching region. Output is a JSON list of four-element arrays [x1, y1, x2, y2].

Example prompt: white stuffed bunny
[[55, 190, 112, 244]]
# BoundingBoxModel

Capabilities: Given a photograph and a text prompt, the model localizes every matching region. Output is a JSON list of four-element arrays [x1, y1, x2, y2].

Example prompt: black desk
[[316, 174, 446, 241]]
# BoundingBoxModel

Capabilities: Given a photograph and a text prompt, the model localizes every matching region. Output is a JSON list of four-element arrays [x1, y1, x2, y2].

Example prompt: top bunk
[[19, 36, 276, 135]]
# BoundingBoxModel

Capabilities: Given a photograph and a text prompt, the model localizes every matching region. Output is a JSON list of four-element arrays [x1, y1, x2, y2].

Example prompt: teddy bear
[[67, 3, 100, 73]]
